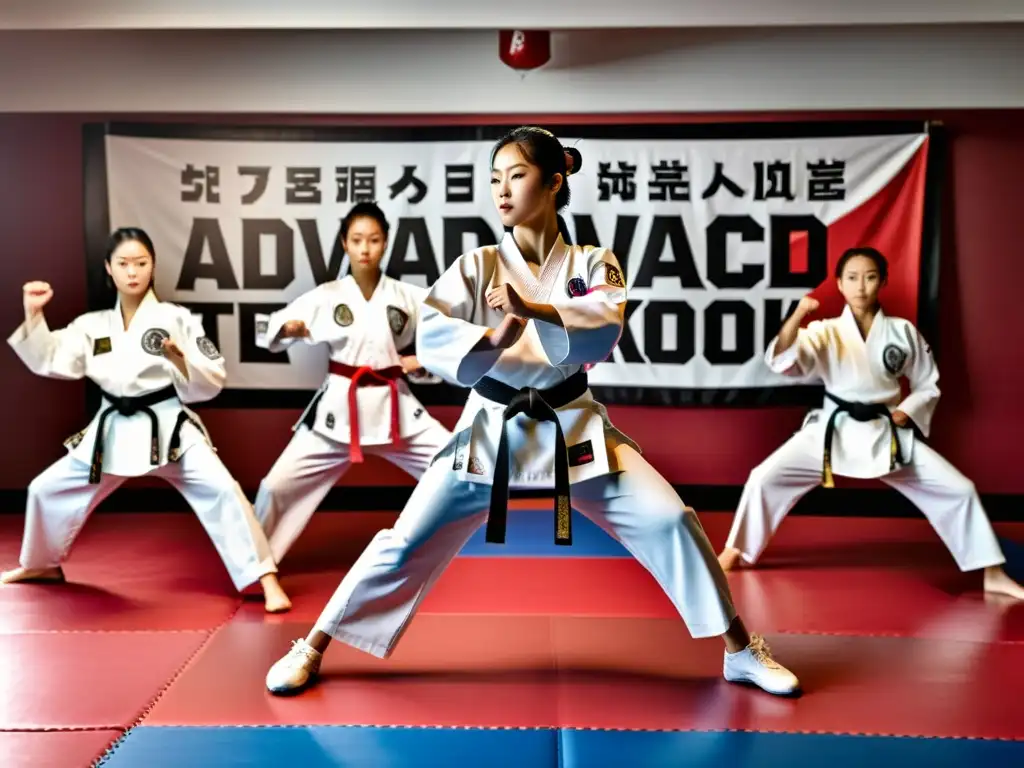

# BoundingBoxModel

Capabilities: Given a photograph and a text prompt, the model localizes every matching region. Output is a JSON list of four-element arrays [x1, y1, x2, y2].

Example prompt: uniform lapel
[[497, 232, 569, 303], [535, 235, 569, 302]]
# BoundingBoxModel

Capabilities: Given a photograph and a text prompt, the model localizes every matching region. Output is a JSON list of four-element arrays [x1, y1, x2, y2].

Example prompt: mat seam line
[[90, 601, 244, 767], [91, 724, 1024, 743]]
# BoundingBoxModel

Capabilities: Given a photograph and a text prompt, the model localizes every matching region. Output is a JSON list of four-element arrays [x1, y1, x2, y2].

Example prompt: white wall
[[1, 25, 1023, 113]]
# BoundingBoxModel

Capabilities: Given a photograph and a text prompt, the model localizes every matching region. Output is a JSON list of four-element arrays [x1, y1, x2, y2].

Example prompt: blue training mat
[[100, 726, 1024, 767], [457, 509, 630, 557]]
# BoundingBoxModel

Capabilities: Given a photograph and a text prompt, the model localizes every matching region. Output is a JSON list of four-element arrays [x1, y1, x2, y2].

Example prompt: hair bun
[[564, 147, 583, 176]]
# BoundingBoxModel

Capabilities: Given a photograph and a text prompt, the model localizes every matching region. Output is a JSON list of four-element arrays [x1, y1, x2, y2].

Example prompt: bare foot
[[718, 547, 744, 572], [983, 566, 1024, 600], [261, 573, 292, 614], [1, 566, 65, 584]]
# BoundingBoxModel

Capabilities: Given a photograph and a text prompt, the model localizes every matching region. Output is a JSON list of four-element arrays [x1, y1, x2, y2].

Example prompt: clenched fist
[[796, 295, 820, 317], [280, 320, 310, 339], [23, 281, 54, 319], [161, 337, 184, 362]]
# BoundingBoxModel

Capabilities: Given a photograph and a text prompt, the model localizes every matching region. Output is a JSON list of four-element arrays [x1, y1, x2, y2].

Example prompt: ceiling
[[3, 0, 1023, 30]]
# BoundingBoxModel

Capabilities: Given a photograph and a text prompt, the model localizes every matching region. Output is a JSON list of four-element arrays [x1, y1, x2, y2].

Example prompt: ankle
[[723, 617, 751, 653]]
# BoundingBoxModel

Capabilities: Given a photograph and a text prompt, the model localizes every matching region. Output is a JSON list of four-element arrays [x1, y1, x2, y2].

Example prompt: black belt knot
[[88, 385, 187, 484], [471, 370, 589, 547], [821, 391, 906, 489]]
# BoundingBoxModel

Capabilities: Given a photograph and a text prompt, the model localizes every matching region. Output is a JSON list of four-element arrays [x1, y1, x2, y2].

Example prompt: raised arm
[[765, 296, 828, 378], [7, 281, 89, 381]]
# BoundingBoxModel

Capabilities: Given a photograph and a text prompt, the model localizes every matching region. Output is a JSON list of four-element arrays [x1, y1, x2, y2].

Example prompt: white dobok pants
[[254, 423, 453, 564], [725, 428, 1006, 571], [19, 444, 277, 591], [311, 441, 738, 659]]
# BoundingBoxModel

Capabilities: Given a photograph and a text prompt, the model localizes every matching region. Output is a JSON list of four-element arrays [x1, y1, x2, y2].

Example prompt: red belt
[[328, 361, 404, 463]]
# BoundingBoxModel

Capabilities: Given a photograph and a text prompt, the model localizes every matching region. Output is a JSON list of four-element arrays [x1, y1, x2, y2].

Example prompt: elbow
[[547, 322, 622, 367]]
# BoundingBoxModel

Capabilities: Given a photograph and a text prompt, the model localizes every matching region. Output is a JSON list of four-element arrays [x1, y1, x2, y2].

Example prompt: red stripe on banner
[[796, 137, 930, 324], [789, 230, 809, 274]]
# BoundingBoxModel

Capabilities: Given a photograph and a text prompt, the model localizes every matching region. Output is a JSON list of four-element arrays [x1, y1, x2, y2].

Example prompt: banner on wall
[[83, 121, 940, 409]]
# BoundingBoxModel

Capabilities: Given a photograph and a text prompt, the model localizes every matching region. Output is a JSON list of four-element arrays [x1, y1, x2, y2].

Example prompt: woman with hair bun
[[265, 127, 799, 697]]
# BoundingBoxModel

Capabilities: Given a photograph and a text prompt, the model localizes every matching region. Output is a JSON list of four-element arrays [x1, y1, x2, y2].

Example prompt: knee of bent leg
[[635, 500, 693, 537], [748, 455, 785, 487], [27, 468, 60, 504], [947, 471, 977, 500]]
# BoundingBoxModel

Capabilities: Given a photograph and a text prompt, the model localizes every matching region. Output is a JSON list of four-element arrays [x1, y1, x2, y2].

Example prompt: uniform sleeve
[[764, 320, 829, 378], [416, 252, 501, 387], [170, 311, 226, 404], [7, 314, 89, 381], [895, 326, 940, 437], [534, 248, 627, 367], [254, 285, 326, 353], [405, 282, 430, 331], [397, 282, 430, 353]]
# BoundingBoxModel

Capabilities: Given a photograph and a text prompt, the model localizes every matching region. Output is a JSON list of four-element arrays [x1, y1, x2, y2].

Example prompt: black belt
[[821, 391, 905, 488], [472, 370, 589, 546], [89, 385, 184, 483]]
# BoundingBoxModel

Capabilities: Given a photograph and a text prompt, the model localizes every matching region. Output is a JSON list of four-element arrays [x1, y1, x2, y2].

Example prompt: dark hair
[[341, 202, 390, 241], [490, 126, 583, 245], [835, 246, 888, 282], [105, 226, 158, 296]]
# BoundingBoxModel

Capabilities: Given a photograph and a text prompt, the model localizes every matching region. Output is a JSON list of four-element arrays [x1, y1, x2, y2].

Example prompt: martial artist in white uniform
[[265, 127, 801, 697], [1, 228, 291, 613], [253, 203, 452, 564], [719, 247, 1024, 600]]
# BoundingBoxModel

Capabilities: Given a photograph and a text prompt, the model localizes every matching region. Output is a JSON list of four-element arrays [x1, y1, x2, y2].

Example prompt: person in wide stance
[[264, 126, 800, 697], [2, 227, 291, 613], [719, 247, 1024, 601], [252, 202, 452, 566]]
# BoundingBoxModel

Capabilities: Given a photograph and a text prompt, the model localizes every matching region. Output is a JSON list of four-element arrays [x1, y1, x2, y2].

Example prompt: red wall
[[2, 111, 1022, 494]]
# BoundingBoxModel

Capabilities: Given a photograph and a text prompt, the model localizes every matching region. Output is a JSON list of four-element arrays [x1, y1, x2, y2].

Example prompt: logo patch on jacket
[[141, 328, 170, 355], [566, 276, 587, 297], [196, 336, 221, 360], [882, 344, 908, 375], [334, 304, 354, 326], [567, 440, 595, 467], [93, 337, 112, 356], [603, 264, 625, 288], [387, 306, 409, 335]]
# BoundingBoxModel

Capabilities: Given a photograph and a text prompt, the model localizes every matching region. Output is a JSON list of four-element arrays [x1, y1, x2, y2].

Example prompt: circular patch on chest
[[566, 276, 587, 297], [333, 303, 354, 327], [882, 344, 908, 375], [140, 327, 171, 356]]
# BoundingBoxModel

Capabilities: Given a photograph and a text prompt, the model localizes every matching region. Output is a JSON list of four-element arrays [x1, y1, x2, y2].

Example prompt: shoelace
[[747, 634, 781, 669], [287, 639, 320, 664]]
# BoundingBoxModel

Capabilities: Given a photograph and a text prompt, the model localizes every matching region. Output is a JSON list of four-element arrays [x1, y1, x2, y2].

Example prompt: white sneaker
[[723, 634, 801, 696], [266, 638, 323, 696]]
